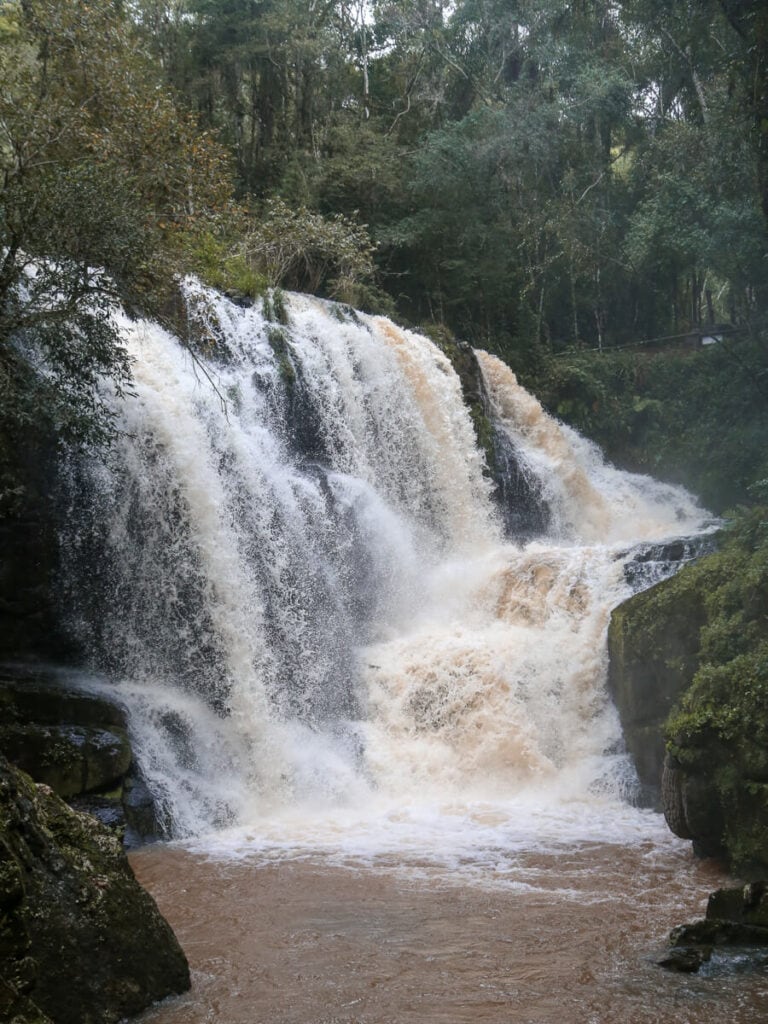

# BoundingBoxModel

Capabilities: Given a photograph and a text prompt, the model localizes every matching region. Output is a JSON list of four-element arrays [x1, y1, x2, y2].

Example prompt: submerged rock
[[657, 946, 712, 973], [659, 881, 768, 974], [0, 754, 189, 1024]]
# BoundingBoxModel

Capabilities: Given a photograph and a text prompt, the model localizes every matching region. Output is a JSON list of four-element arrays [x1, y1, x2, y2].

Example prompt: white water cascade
[[59, 283, 711, 862]]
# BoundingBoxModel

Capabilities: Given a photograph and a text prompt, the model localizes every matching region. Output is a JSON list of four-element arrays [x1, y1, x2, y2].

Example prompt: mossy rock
[[607, 568, 706, 805], [0, 723, 131, 799], [0, 755, 189, 1024], [424, 325, 496, 476], [610, 508, 768, 873]]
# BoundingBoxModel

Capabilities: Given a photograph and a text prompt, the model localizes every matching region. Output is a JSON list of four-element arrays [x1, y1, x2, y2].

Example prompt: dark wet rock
[[123, 773, 165, 846], [607, 577, 706, 807], [622, 535, 716, 589], [0, 664, 127, 730], [0, 421, 73, 664], [0, 667, 132, 800], [489, 425, 551, 541], [661, 752, 726, 858], [661, 881, 768, 974], [68, 792, 126, 834], [0, 666, 165, 845], [0, 754, 189, 1024], [0, 722, 131, 799], [670, 919, 768, 947], [657, 946, 712, 972], [706, 882, 768, 928], [223, 289, 255, 308]]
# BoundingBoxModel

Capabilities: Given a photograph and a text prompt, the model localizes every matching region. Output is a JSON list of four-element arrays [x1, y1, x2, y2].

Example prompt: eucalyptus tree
[[380, 0, 639, 357]]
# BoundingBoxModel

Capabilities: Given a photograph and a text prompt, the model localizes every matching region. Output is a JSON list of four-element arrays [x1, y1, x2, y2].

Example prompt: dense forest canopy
[[128, 0, 768, 357], [1, 0, 767, 504]]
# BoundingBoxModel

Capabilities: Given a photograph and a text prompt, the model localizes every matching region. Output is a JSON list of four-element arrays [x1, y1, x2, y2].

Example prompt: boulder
[[706, 881, 768, 928], [661, 753, 726, 858], [0, 722, 132, 798], [0, 754, 189, 1024], [0, 667, 132, 798]]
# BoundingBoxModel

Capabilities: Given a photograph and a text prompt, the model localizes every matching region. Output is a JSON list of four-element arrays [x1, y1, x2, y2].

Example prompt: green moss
[[422, 322, 496, 476], [267, 326, 296, 388], [658, 507, 768, 871], [262, 288, 289, 326], [272, 288, 288, 325]]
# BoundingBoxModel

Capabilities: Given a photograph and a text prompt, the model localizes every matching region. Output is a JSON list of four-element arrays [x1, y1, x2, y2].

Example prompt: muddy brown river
[[132, 835, 768, 1024]]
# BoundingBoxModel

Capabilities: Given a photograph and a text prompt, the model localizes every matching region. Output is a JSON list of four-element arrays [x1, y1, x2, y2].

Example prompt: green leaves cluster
[[137, 0, 768, 364], [237, 199, 377, 306], [3, 0, 768, 473]]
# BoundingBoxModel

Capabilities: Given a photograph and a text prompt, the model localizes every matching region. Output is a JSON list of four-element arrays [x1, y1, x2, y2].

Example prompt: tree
[[237, 197, 377, 303], [0, 0, 232, 443]]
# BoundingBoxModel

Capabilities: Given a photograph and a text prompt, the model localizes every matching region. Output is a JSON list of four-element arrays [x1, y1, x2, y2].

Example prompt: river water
[[131, 824, 768, 1024]]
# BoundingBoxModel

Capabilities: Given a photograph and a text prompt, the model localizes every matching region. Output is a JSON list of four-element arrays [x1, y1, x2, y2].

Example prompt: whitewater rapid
[[58, 282, 711, 863]]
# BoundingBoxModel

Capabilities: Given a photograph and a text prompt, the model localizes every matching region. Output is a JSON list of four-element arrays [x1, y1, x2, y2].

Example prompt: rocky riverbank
[[0, 753, 189, 1024]]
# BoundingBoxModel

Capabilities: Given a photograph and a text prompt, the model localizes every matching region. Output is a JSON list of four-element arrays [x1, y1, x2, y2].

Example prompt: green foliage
[[238, 198, 378, 306], [182, 219, 267, 299], [130, 0, 768, 368], [0, 0, 234, 448], [529, 333, 768, 512], [656, 507, 768, 871], [2, 0, 767, 461]]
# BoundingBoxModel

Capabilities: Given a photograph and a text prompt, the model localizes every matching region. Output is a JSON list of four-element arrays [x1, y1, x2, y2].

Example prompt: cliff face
[[607, 577, 706, 809], [608, 509, 768, 874], [0, 424, 68, 665]]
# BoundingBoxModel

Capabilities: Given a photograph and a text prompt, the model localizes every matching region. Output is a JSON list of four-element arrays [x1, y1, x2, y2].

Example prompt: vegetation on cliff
[[2, 0, 768, 459], [134, 0, 768, 366], [664, 506, 768, 872], [610, 506, 768, 873], [527, 332, 768, 513], [0, 0, 232, 447]]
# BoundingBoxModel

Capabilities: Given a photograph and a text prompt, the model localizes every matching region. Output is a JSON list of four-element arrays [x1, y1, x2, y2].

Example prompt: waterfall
[[58, 283, 710, 844]]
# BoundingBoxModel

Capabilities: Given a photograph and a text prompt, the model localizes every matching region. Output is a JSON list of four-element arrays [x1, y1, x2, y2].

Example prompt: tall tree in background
[[621, 0, 768, 324]]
